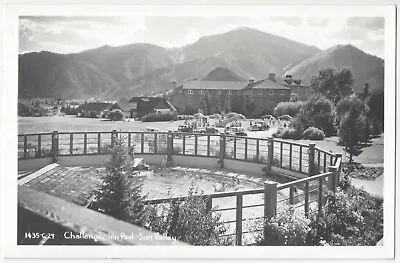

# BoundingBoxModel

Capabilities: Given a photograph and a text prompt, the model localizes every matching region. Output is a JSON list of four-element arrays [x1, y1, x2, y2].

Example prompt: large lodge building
[[171, 73, 312, 116]]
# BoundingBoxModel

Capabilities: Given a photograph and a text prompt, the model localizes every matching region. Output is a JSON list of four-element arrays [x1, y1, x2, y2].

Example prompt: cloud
[[306, 17, 330, 27], [19, 16, 146, 53], [330, 27, 370, 41], [346, 17, 384, 30], [18, 16, 385, 58], [270, 17, 303, 26]]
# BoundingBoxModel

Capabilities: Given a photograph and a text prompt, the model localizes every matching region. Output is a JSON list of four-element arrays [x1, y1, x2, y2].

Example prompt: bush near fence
[[144, 187, 234, 246], [256, 178, 383, 246], [302, 127, 325, 140]]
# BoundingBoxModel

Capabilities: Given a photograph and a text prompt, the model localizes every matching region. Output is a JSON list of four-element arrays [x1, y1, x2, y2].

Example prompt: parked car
[[261, 115, 276, 121], [250, 120, 270, 131], [226, 127, 247, 136], [177, 125, 194, 133], [197, 127, 219, 134]]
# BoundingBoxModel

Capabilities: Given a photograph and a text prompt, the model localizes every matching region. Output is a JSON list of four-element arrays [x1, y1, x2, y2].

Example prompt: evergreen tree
[[90, 136, 148, 226], [338, 104, 367, 162]]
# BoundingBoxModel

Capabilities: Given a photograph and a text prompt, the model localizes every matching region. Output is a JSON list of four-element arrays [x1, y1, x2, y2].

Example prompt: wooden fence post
[[256, 139, 260, 163], [318, 177, 323, 215], [304, 182, 309, 217], [266, 137, 274, 171], [167, 131, 173, 162], [97, 132, 101, 154], [23, 135, 27, 158], [111, 130, 117, 148], [308, 143, 315, 176], [154, 133, 158, 154], [83, 133, 87, 155], [264, 181, 277, 220], [328, 166, 337, 193], [236, 194, 243, 246], [289, 186, 295, 205], [51, 131, 59, 163], [219, 134, 226, 168]]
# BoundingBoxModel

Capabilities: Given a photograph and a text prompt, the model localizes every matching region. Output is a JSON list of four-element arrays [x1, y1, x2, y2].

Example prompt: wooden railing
[[18, 185, 188, 245], [18, 130, 337, 175], [143, 159, 341, 246], [18, 130, 342, 245]]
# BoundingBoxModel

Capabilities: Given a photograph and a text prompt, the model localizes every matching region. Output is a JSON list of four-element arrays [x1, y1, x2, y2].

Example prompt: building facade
[[129, 97, 177, 118], [171, 73, 311, 116]]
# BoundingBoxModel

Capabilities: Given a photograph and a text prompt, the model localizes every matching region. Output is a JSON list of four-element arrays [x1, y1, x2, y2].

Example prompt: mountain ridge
[[18, 27, 384, 99]]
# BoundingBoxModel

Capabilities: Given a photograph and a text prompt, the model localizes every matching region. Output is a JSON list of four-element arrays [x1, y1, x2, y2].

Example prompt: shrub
[[306, 188, 383, 246], [142, 112, 178, 122], [273, 101, 304, 117], [256, 210, 310, 246], [108, 109, 124, 121], [273, 127, 302, 140], [295, 94, 336, 137], [302, 127, 325, 140], [89, 110, 98, 118], [145, 186, 234, 245]]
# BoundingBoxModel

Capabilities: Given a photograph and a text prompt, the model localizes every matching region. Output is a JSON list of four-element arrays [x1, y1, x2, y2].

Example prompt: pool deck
[[17, 164, 286, 207], [18, 165, 103, 206]]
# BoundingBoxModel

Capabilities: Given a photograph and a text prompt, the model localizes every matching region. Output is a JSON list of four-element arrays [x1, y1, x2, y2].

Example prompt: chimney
[[268, 73, 276, 82], [285, 74, 293, 84], [249, 78, 255, 84], [364, 82, 369, 95], [285, 74, 292, 79]]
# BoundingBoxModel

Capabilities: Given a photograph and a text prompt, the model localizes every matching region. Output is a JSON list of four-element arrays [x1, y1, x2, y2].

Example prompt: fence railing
[[18, 130, 342, 245], [143, 156, 341, 245], [18, 130, 337, 176]]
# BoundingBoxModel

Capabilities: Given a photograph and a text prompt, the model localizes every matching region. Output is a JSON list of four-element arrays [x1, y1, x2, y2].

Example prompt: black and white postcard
[[0, 2, 397, 261]]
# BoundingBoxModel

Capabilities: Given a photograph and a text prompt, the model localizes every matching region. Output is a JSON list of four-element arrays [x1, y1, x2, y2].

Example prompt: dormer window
[[270, 90, 274, 95], [199, 90, 204, 95], [188, 90, 193, 95], [281, 91, 285, 95]]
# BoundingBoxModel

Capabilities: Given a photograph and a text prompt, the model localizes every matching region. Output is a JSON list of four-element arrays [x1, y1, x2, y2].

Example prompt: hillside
[[287, 44, 384, 93], [201, 67, 246, 81], [18, 27, 383, 100]]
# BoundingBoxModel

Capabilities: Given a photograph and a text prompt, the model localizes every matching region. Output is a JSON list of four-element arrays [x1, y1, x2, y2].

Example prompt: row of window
[[183, 89, 286, 96]]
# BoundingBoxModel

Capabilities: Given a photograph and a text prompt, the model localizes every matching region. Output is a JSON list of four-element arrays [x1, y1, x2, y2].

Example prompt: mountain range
[[18, 27, 384, 100]]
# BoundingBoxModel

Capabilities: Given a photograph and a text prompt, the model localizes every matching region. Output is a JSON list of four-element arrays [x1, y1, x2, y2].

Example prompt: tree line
[[274, 67, 384, 162]]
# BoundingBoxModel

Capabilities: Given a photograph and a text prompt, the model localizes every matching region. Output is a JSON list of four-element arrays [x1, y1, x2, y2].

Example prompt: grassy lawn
[[282, 135, 384, 165], [18, 115, 186, 134]]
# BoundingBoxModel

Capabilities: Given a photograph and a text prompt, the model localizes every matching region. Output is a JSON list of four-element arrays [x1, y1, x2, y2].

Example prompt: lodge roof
[[181, 79, 291, 90], [78, 102, 114, 112]]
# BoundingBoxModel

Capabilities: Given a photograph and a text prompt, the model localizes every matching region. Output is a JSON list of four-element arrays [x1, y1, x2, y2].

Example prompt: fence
[[18, 131, 337, 176], [143, 157, 341, 245], [18, 130, 342, 245]]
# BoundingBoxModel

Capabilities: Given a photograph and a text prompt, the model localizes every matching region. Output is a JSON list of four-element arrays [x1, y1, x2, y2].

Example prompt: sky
[[19, 16, 385, 58]]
